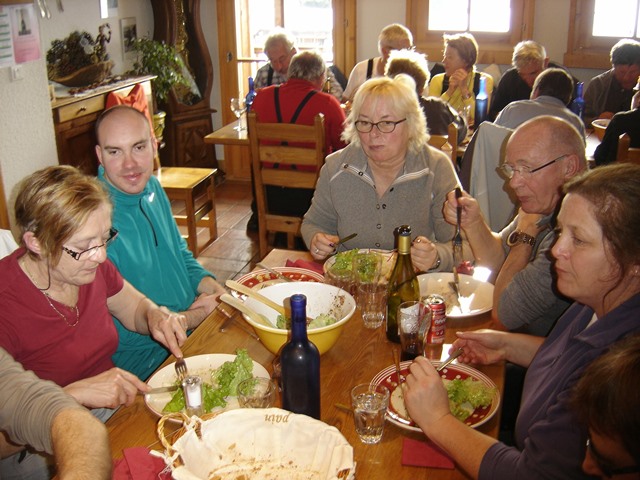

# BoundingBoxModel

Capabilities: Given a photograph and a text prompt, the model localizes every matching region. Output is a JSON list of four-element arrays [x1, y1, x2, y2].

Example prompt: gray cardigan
[[301, 142, 468, 271]]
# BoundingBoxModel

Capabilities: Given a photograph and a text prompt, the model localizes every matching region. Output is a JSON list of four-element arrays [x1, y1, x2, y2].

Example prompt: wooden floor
[[186, 179, 260, 283]]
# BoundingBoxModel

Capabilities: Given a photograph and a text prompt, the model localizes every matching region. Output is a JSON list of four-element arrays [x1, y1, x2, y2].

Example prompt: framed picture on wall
[[100, 0, 118, 19], [120, 17, 136, 60]]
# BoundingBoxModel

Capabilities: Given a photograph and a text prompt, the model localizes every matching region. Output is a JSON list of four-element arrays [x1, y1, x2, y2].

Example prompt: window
[[564, 0, 640, 68], [407, 0, 535, 66]]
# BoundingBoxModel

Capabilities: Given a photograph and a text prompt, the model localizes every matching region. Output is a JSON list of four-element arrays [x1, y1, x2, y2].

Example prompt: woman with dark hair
[[571, 334, 640, 479], [405, 163, 640, 479]]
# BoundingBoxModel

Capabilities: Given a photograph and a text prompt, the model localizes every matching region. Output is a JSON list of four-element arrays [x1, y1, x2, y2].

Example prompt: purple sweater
[[480, 293, 640, 479]]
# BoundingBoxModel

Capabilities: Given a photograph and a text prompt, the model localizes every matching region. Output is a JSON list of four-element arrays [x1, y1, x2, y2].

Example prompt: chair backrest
[[616, 133, 640, 164], [427, 122, 458, 164], [247, 111, 326, 256]]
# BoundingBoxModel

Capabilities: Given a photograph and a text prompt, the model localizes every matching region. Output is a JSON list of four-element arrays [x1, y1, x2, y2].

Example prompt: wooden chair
[[248, 112, 326, 258], [427, 122, 458, 164], [616, 133, 640, 164], [156, 166, 218, 256]]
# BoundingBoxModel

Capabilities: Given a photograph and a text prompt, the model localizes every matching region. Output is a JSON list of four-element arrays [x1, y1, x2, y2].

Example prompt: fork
[[452, 187, 463, 286], [175, 357, 188, 383]]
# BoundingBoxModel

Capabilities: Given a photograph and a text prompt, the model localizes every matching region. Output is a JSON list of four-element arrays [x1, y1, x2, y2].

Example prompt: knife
[[256, 263, 293, 282], [334, 232, 357, 247], [144, 385, 179, 395], [452, 187, 463, 287]]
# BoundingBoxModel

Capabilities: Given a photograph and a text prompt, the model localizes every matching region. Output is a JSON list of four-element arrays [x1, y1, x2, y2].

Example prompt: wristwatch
[[507, 230, 536, 247]]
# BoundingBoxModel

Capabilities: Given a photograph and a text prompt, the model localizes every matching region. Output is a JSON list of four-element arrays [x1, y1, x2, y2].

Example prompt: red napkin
[[112, 447, 172, 480], [402, 437, 455, 469], [285, 258, 325, 276]]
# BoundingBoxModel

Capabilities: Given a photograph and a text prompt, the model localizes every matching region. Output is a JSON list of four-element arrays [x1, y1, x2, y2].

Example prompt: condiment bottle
[[570, 81, 585, 118], [182, 375, 203, 417], [386, 225, 420, 343], [280, 294, 321, 419], [245, 76, 257, 112]]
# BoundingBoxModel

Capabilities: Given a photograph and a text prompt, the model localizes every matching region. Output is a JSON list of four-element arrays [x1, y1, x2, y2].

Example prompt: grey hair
[[287, 50, 326, 82], [264, 27, 296, 53], [512, 40, 547, 69]]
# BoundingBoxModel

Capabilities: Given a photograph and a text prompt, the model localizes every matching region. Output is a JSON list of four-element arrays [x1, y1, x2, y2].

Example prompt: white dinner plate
[[144, 353, 270, 420], [370, 361, 500, 433], [323, 249, 397, 280], [418, 272, 494, 318]]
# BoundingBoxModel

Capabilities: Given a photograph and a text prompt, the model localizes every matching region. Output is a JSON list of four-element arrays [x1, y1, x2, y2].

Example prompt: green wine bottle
[[386, 225, 420, 343]]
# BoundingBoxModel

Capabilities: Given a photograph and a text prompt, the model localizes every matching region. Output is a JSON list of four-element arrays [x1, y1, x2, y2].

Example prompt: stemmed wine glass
[[230, 97, 246, 131]]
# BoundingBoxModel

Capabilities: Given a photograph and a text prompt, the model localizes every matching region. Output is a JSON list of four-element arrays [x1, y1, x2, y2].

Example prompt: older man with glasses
[[445, 115, 587, 337]]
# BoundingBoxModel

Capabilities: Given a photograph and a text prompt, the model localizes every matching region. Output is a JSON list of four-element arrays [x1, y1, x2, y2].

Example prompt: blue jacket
[[98, 167, 214, 380]]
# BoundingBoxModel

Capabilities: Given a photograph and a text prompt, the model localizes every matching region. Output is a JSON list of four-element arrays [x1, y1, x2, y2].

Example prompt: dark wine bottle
[[280, 294, 321, 419], [245, 76, 257, 113], [570, 82, 585, 118], [386, 225, 420, 343]]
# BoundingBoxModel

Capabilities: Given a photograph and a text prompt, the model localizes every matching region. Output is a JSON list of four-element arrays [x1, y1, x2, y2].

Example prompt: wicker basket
[[50, 60, 114, 87]]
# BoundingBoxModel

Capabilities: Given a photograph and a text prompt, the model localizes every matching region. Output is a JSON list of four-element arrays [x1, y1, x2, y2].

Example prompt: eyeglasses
[[62, 228, 119, 261], [354, 118, 407, 134], [499, 154, 568, 179], [587, 436, 640, 478]]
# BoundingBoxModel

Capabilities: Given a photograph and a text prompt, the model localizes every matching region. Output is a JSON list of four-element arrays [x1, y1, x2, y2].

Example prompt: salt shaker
[[182, 375, 203, 416]]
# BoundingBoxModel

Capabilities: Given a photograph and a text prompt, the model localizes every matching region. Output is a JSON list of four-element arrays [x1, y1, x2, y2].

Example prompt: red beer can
[[424, 293, 446, 345]]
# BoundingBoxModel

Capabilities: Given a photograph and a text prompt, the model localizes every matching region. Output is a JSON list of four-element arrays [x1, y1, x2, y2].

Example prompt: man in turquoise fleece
[[95, 105, 226, 380]]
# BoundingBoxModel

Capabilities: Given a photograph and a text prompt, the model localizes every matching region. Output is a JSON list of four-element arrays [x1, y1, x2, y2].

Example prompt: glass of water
[[230, 97, 246, 131], [351, 383, 390, 444]]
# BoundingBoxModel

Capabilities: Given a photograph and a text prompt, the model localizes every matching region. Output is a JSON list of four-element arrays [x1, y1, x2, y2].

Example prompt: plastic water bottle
[[570, 82, 585, 118], [280, 294, 321, 419], [474, 76, 488, 126], [245, 76, 257, 113]]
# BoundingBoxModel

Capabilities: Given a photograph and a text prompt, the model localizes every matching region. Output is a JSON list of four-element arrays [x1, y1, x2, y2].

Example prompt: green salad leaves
[[162, 349, 255, 414], [445, 377, 495, 422]]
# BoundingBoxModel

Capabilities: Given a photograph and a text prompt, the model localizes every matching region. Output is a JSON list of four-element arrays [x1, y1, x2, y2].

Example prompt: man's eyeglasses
[[499, 154, 568, 179], [62, 228, 119, 261], [586, 436, 640, 478], [355, 118, 407, 134]]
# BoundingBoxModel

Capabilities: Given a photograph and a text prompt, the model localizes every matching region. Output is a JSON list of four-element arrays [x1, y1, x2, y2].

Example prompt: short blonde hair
[[342, 74, 428, 153], [378, 23, 413, 52], [15, 165, 111, 265], [385, 49, 430, 93]]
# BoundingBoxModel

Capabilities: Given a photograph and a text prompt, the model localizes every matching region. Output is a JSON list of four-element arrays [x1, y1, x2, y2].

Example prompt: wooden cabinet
[[51, 76, 154, 176], [151, 0, 219, 170]]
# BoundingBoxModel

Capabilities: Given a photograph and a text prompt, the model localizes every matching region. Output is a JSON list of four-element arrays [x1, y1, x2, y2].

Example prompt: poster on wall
[[0, 4, 41, 67], [120, 17, 137, 61]]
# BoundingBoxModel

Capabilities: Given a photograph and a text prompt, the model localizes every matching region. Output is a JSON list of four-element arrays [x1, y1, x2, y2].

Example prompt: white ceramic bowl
[[418, 272, 494, 318], [242, 282, 356, 355]]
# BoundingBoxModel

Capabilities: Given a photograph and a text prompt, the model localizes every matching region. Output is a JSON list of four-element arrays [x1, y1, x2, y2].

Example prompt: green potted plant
[[127, 37, 189, 141]]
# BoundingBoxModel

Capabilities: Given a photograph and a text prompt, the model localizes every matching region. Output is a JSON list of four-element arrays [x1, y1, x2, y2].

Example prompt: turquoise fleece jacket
[[98, 167, 214, 380]]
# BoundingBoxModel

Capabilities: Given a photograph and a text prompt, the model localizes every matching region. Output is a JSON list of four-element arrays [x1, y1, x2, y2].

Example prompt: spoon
[[226, 280, 315, 325], [219, 293, 272, 327]]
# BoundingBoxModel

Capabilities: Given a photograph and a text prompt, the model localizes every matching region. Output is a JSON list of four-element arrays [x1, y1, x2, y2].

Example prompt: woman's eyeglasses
[[62, 228, 119, 261], [354, 118, 407, 134]]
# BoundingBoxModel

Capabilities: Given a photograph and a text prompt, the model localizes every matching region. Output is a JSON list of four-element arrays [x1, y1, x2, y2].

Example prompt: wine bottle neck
[[397, 234, 412, 255]]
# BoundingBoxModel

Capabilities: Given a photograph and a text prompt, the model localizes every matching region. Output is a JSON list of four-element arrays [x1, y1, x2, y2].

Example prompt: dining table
[[106, 248, 505, 480]]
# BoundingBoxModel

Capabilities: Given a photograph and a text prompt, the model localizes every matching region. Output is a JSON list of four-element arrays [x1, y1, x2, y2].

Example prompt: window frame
[[564, 0, 639, 69], [405, 0, 535, 66]]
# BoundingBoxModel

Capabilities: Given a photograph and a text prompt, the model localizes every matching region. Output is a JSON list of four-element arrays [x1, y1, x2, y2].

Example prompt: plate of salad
[[323, 249, 397, 281], [144, 350, 270, 421], [370, 360, 500, 432]]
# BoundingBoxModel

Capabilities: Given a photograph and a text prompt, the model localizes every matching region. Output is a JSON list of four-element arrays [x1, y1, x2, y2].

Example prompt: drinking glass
[[357, 282, 387, 329], [237, 377, 278, 408], [351, 383, 389, 444], [230, 97, 246, 131], [397, 300, 432, 361]]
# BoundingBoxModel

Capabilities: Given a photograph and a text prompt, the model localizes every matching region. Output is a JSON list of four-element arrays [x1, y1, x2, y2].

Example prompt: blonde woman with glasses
[[301, 74, 470, 273]]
